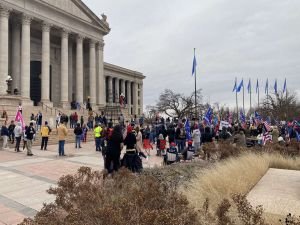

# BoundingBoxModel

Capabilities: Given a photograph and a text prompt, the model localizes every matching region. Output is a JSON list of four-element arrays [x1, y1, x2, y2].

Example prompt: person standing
[[57, 122, 68, 156], [94, 124, 102, 151], [37, 112, 42, 131], [135, 126, 147, 158], [18, 103, 23, 114], [8, 120, 15, 144], [74, 123, 83, 149], [1, 123, 9, 150], [105, 125, 123, 174], [40, 121, 51, 150], [80, 115, 84, 128], [14, 122, 23, 152], [192, 124, 201, 151], [25, 122, 35, 156]]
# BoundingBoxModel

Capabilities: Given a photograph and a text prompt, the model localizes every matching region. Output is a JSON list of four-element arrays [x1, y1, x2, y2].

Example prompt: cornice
[[104, 62, 145, 79]]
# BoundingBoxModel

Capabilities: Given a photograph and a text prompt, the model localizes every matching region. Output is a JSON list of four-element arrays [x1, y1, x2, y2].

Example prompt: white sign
[[219, 121, 229, 130]]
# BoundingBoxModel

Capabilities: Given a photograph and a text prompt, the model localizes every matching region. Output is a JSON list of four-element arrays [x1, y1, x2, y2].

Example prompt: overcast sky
[[83, 0, 300, 109]]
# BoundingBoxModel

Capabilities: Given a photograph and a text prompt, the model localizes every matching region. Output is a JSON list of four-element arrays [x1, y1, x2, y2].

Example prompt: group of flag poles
[[191, 50, 288, 123], [233, 78, 288, 120]]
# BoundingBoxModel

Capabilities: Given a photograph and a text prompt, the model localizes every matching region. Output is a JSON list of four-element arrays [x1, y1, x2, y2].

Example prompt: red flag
[[15, 111, 25, 130]]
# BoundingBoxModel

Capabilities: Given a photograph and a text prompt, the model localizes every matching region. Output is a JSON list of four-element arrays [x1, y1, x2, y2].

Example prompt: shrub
[[20, 167, 200, 225]]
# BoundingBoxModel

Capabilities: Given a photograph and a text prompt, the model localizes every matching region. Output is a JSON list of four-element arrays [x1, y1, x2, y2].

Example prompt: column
[[41, 22, 51, 103], [0, 6, 10, 95], [107, 76, 113, 103], [76, 35, 83, 103], [89, 40, 96, 104], [60, 29, 69, 108], [114, 77, 119, 103], [96, 41, 105, 106], [140, 83, 143, 115], [126, 81, 131, 114], [132, 82, 138, 115], [11, 19, 21, 92], [121, 79, 125, 95], [68, 41, 73, 101], [21, 14, 32, 99]]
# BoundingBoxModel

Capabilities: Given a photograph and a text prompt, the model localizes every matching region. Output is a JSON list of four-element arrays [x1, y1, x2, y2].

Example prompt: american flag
[[263, 120, 271, 132], [263, 133, 272, 145]]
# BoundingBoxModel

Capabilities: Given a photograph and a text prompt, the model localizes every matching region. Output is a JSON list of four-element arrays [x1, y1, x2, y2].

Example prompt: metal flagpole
[[258, 83, 260, 109], [250, 80, 252, 115], [194, 48, 197, 118], [243, 79, 245, 114], [235, 78, 239, 122]]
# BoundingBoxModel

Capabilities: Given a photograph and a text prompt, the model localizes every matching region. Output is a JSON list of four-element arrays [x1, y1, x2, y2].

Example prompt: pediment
[[39, 0, 110, 33]]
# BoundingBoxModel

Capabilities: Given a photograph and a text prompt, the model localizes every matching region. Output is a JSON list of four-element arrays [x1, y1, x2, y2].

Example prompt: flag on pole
[[15, 110, 25, 130], [256, 79, 259, 94], [192, 50, 197, 76], [263, 133, 272, 145], [232, 79, 237, 92], [274, 79, 278, 94], [263, 120, 271, 132], [184, 119, 191, 140], [204, 107, 213, 125], [247, 79, 251, 94], [236, 79, 243, 92], [265, 79, 268, 94], [254, 111, 262, 124], [283, 78, 287, 93], [240, 110, 246, 124]]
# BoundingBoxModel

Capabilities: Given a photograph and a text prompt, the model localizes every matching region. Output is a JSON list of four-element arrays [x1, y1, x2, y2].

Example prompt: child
[[182, 140, 195, 161]]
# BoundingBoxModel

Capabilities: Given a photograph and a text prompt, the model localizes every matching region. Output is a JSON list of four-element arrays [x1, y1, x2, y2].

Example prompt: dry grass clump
[[184, 152, 300, 212], [20, 167, 200, 225]]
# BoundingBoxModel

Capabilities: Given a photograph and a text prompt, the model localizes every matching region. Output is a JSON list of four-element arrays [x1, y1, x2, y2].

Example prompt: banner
[[15, 111, 25, 130]]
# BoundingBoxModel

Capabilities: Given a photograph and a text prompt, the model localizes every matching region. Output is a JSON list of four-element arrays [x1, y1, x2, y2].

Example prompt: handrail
[[40, 102, 53, 115]]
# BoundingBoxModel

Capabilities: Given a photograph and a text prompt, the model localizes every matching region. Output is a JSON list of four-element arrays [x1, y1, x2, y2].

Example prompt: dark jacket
[[74, 127, 83, 136], [1, 126, 9, 136], [25, 126, 36, 140], [124, 132, 137, 150]]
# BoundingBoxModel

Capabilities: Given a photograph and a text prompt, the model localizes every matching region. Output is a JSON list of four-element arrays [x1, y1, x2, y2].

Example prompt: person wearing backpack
[[40, 121, 51, 150], [175, 123, 186, 153]]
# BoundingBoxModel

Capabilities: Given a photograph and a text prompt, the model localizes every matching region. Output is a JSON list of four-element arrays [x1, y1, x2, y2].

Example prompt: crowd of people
[[1, 106, 300, 175]]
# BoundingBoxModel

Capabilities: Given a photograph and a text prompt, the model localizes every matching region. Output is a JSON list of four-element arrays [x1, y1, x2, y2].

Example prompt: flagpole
[[243, 79, 245, 114], [286, 79, 288, 120], [194, 48, 197, 118], [258, 85, 260, 109], [250, 80, 252, 115], [235, 77, 239, 122]]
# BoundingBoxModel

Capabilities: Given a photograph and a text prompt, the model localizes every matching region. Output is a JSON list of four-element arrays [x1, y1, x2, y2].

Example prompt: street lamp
[[5, 75, 12, 94]]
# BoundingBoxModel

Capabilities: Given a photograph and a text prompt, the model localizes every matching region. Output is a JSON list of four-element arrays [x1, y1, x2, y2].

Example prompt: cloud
[[83, 0, 300, 109]]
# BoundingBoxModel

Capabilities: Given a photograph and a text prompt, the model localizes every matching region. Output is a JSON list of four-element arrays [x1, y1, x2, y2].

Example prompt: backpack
[[179, 128, 186, 139]]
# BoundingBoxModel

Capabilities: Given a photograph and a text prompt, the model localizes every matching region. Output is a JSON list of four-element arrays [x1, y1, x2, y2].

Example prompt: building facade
[[0, 0, 144, 115]]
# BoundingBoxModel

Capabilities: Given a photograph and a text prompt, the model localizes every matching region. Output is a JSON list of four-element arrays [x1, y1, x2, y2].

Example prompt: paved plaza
[[247, 168, 300, 217], [0, 142, 163, 225]]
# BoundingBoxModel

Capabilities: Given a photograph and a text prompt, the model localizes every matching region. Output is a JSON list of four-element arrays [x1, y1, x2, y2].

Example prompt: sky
[[83, 0, 300, 109]]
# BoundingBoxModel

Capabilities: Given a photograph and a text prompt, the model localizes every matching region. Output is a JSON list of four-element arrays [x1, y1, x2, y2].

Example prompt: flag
[[192, 50, 197, 76], [232, 79, 237, 92], [265, 79, 269, 94], [263, 133, 272, 145], [240, 110, 246, 124], [228, 112, 233, 124], [283, 78, 287, 93], [256, 79, 259, 94], [247, 79, 251, 94], [204, 107, 213, 125], [274, 79, 277, 94], [15, 110, 25, 130], [263, 120, 271, 132], [296, 131, 300, 142], [254, 111, 262, 124], [185, 119, 191, 140], [236, 79, 243, 92]]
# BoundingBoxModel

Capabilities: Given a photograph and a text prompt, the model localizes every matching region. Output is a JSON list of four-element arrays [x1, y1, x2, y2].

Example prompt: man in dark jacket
[[74, 123, 83, 149], [25, 122, 35, 156], [8, 120, 15, 144]]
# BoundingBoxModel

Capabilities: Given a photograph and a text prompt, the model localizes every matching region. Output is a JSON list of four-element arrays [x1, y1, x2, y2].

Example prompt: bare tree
[[260, 92, 300, 121], [155, 89, 203, 119]]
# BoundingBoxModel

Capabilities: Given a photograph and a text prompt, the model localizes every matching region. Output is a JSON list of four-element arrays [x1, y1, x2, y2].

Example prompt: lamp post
[[5, 75, 12, 94]]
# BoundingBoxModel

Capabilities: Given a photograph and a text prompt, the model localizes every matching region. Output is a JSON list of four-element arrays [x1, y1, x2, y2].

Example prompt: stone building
[[0, 0, 144, 115]]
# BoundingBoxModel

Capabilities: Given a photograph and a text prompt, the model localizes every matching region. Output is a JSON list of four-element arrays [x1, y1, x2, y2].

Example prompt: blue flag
[[204, 107, 213, 125], [232, 79, 237, 92], [247, 79, 251, 94], [296, 131, 300, 142], [256, 79, 259, 94], [185, 119, 191, 140], [265, 79, 268, 94], [192, 50, 197, 76], [283, 78, 287, 93], [236, 79, 243, 92], [240, 110, 246, 123], [274, 79, 277, 94], [255, 111, 261, 120]]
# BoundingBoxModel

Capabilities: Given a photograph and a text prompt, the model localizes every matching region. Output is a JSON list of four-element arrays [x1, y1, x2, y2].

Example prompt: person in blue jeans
[[57, 122, 68, 156], [73, 123, 83, 148]]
